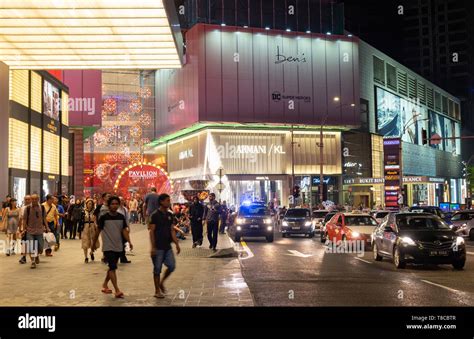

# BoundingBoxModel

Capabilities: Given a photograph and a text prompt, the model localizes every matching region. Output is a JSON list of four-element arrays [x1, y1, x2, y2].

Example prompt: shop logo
[[275, 46, 307, 65], [271, 91, 311, 103], [128, 170, 158, 180], [216, 142, 286, 163], [272, 92, 282, 101], [178, 149, 194, 160]]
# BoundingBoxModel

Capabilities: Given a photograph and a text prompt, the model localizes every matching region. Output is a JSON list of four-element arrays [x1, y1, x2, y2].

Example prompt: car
[[371, 211, 390, 224], [281, 208, 315, 238], [320, 212, 337, 243], [409, 206, 451, 224], [324, 212, 378, 249], [311, 210, 328, 231], [372, 212, 466, 269], [450, 210, 474, 240], [228, 203, 274, 242]]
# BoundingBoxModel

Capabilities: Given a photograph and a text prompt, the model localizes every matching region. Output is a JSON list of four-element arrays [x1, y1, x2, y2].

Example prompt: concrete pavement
[[0, 224, 253, 307]]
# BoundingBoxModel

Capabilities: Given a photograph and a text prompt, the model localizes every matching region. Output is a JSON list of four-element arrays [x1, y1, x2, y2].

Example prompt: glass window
[[396, 216, 450, 230], [8, 118, 29, 170], [344, 216, 378, 226], [285, 209, 310, 218], [239, 205, 269, 216]]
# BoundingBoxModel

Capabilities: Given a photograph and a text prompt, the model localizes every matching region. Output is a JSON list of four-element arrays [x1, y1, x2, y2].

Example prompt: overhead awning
[[0, 0, 182, 69]]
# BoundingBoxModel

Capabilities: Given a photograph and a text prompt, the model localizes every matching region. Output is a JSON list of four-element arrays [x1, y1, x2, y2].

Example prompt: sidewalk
[[0, 224, 253, 307]]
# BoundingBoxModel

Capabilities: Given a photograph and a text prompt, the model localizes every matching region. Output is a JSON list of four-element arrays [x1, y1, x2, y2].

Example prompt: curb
[[208, 233, 238, 258]]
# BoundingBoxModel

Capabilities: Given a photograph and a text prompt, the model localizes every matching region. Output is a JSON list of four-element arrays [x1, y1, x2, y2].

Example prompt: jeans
[[25, 233, 44, 256], [130, 211, 138, 223], [207, 220, 219, 249], [151, 249, 176, 275]]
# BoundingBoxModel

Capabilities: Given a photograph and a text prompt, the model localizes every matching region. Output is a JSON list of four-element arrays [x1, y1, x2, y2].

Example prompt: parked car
[[320, 212, 337, 243], [409, 206, 452, 224], [372, 212, 466, 269], [371, 211, 390, 224], [228, 203, 274, 242], [450, 210, 474, 240], [311, 210, 328, 231], [281, 208, 315, 238], [324, 212, 378, 249]]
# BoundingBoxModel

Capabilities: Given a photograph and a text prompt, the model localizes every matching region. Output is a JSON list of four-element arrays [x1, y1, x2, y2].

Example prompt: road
[[238, 232, 474, 306]]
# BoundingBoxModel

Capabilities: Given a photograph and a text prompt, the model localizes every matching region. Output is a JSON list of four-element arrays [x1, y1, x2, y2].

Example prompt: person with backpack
[[42, 194, 59, 256]]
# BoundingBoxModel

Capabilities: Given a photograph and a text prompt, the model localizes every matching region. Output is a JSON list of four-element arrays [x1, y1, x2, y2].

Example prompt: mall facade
[[148, 22, 464, 209]]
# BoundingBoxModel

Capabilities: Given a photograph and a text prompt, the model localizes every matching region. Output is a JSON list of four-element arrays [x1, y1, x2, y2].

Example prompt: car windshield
[[285, 209, 310, 218], [344, 216, 378, 226], [375, 212, 389, 219], [396, 216, 450, 230], [451, 213, 473, 221], [312, 211, 327, 218], [324, 213, 336, 222], [239, 205, 269, 216]]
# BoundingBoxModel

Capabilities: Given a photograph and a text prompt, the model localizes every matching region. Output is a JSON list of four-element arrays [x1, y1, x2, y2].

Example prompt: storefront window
[[12, 177, 26, 205]]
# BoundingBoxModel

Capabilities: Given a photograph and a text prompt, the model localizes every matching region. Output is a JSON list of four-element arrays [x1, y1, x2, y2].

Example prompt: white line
[[467, 252, 474, 256], [239, 241, 254, 260], [354, 257, 372, 264], [421, 280, 461, 293]]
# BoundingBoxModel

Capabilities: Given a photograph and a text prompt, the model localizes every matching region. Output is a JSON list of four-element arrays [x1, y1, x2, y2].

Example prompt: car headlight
[[282, 221, 289, 227], [304, 221, 312, 227], [401, 237, 416, 246], [456, 236, 465, 246], [236, 226, 242, 231], [236, 218, 245, 225], [351, 231, 360, 238], [264, 218, 272, 224], [461, 223, 468, 229]]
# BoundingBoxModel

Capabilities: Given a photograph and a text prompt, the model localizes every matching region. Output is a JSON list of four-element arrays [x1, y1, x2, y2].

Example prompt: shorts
[[151, 249, 176, 276], [25, 233, 44, 255], [103, 251, 121, 271]]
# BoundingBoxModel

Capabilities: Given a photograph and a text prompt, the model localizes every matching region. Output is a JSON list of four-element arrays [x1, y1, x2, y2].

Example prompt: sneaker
[[19, 256, 26, 264], [90, 253, 95, 261], [11, 250, 15, 255], [30, 262, 36, 269], [35, 257, 40, 264], [6, 249, 10, 256], [192, 242, 197, 248], [209, 245, 212, 249], [85, 258, 89, 263]]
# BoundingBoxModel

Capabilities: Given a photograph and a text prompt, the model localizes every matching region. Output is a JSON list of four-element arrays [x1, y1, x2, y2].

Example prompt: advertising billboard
[[376, 87, 427, 146], [43, 80, 60, 121], [383, 137, 402, 210], [429, 110, 461, 154]]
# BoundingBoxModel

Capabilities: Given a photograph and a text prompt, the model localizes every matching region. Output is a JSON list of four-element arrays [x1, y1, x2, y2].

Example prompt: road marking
[[467, 251, 474, 256], [421, 280, 461, 293], [286, 250, 314, 258], [354, 257, 372, 264], [239, 241, 254, 260]]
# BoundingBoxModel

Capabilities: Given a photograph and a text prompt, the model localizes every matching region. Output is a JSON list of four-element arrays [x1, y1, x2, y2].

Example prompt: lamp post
[[318, 98, 355, 206]]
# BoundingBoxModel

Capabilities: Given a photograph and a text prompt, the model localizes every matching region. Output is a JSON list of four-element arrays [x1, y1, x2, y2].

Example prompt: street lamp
[[317, 98, 355, 206]]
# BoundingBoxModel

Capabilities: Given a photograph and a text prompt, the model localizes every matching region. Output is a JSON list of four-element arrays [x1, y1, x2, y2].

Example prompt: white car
[[311, 210, 328, 230], [450, 210, 474, 240]]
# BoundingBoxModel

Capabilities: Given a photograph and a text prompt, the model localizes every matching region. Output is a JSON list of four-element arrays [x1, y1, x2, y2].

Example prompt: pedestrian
[[18, 195, 31, 264], [53, 196, 64, 251], [144, 187, 160, 224], [137, 197, 144, 224], [118, 197, 131, 264], [1, 195, 12, 233], [42, 194, 59, 256], [219, 200, 229, 234], [94, 192, 110, 220], [149, 193, 181, 299], [62, 196, 71, 239], [70, 198, 83, 239], [5, 198, 20, 256], [189, 196, 204, 248], [204, 193, 221, 252], [93, 196, 133, 298], [82, 199, 99, 263], [23, 194, 48, 269], [129, 195, 138, 224]]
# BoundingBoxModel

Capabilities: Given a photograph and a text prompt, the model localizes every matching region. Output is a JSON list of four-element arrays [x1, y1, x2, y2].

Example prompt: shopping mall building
[[147, 21, 464, 208]]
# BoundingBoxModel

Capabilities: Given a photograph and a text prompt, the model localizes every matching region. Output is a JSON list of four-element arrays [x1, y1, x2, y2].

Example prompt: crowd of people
[[0, 189, 233, 299]]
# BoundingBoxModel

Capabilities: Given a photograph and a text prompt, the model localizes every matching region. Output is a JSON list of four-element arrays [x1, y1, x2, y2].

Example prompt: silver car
[[450, 210, 474, 240]]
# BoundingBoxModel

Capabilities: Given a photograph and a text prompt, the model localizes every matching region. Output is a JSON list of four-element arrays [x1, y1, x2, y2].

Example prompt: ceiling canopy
[[0, 0, 182, 69]]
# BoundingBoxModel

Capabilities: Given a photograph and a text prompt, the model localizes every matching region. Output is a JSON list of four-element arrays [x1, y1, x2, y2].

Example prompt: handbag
[[44, 232, 57, 246]]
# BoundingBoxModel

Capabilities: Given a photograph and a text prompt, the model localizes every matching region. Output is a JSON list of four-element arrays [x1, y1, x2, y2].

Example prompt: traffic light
[[421, 128, 428, 145], [293, 185, 300, 198]]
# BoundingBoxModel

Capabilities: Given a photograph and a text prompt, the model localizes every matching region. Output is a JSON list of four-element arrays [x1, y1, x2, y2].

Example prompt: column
[[0, 62, 9, 198]]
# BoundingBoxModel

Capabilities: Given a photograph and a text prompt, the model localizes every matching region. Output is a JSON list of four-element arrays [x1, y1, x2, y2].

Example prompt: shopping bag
[[44, 232, 57, 246]]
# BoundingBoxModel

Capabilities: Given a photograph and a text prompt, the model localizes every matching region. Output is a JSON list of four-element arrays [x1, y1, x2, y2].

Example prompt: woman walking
[[82, 199, 99, 263], [5, 198, 20, 256]]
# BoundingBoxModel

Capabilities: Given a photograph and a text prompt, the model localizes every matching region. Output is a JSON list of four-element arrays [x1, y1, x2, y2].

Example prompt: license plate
[[430, 250, 449, 256], [292, 227, 300, 230], [250, 225, 259, 229]]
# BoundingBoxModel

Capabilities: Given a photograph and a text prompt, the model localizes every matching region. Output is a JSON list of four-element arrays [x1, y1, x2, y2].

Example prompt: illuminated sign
[[383, 137, 402, 210], [178, 149, 194, 160]]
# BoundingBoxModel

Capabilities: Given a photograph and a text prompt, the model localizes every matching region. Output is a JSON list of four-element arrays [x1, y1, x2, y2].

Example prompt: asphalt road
[[238, 232, 474, 306]]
